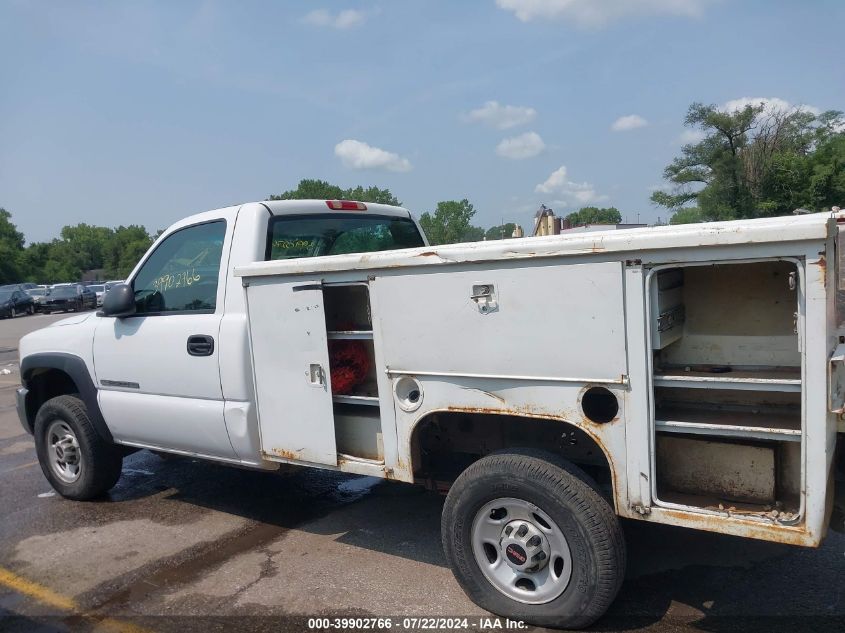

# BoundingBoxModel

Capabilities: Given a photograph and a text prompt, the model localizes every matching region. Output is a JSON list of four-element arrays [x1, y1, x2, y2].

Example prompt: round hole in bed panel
[[581, 387, 619, 424]]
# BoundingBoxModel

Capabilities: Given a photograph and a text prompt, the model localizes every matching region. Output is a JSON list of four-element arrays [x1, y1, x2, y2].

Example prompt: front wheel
[[34, 395, 123, 500], [441, 450, 625, 629], [10, 307, 15, 318]]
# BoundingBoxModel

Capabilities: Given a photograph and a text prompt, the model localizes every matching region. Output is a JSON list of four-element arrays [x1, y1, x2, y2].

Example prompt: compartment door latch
[[308, 363, 326, 387], [829, 344, 845, 413], [470, 284, 498, 314]]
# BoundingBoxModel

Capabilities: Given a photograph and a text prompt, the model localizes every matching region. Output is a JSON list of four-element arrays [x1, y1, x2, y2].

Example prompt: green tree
[[461, 225, 486, 242], [565, 206, 622, 225], [418, 199, 480, 245], [59, 224, 114, 272], [103, 225, 153, 278], [20, 242, 52, 282], [668, 207, 707, 225], [651, 102, 761, 218], [268, 179, 401, 205], [41, 256, 80, 284], [342, 185, 401, 205], [484, 223, 517, 240], [0, 208, 25, 283], [653, 101, 844, 222]]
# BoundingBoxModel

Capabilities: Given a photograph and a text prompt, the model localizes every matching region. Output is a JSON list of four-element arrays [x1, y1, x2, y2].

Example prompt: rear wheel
[[442, 450, 625, 629], [27, 304, 34, 315], [34, 395, 123, 500]]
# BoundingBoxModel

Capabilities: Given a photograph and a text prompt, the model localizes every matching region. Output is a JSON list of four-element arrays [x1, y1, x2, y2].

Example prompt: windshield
[[51, 287, 78, 298], [89, 285, 105, 292], [266, 214, 424, 260]]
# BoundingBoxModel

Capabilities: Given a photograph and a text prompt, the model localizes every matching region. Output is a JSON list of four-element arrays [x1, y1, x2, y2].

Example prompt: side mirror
[[99, 283, 136, 318]]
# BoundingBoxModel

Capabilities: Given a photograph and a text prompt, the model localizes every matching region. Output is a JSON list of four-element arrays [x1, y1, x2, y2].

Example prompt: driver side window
[[132, 220, 227, 315]]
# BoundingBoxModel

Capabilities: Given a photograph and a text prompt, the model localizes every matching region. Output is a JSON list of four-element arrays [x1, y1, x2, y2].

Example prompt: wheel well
[[23, 368, 79, 432], [409, 411, 615, 505]]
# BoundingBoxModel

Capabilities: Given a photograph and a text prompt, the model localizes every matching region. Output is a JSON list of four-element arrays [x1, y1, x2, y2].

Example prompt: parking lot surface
[[1, 312, 844, 632]]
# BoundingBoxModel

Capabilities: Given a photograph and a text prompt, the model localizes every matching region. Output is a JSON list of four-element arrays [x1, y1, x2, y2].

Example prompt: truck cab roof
[[165, 199, 414, 234]]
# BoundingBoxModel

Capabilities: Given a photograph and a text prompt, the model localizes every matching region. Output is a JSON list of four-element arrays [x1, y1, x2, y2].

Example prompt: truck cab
[[17, 200, 426, 467]]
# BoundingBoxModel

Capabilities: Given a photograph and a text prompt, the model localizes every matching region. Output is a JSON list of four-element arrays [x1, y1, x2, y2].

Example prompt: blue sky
[[1, 0, 843, 242]]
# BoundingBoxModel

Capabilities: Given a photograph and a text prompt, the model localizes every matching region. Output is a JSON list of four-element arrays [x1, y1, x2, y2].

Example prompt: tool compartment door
[[246, 279, 337, 465]]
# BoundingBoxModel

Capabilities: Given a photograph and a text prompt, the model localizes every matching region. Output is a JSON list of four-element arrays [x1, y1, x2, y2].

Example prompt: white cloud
[[466, 100, 537, 130], [611, 114, 648, 131], [334, 139, 412, 172], [496, 0, 710, 27], [496, 132, 546, 159], [535, 165, 607, 204], [677, 129, 706, 144], [302, 8, 365, 29], [723, 96, 821, 117]]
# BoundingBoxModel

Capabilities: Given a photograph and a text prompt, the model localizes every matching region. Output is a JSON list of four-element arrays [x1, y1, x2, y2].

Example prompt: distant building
[[560, 223, 647, 234], [512, 225, 524, 238], [533, 205, 561, 236]]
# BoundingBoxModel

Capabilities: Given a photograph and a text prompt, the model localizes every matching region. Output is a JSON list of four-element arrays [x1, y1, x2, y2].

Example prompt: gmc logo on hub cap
[[506, 544, 527, 564]]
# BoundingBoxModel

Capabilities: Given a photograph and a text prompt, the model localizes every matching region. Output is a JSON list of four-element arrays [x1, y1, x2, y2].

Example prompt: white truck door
[[92, 219, 237, 458], [244, 279, 337, 465]]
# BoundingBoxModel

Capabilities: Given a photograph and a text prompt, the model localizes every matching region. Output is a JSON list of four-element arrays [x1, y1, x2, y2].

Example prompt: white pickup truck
[[16, 199, 845, 628]]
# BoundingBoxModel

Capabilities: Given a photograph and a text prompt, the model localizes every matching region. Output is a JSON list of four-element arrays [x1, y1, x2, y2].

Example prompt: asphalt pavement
[[0, 312, 843, 632]]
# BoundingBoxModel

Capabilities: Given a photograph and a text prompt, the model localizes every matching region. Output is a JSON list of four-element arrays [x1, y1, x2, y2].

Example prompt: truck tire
[[34, 395, 123, 500], [441, 449, 625, 629]]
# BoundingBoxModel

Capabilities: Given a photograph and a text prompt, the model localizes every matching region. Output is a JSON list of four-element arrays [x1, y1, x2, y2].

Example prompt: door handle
[[187, 335, 215, 357]]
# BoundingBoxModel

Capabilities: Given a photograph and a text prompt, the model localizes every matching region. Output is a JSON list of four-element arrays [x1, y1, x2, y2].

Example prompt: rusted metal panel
[[640, 506, 818, 547], [656, 435, 776, 504]]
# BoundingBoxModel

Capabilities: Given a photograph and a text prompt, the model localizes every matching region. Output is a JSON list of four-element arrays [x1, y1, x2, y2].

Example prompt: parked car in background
[[88, 284, 108, 307], [25, 287, 51, 312], [40, 285, 97, 313], [0, 283, 37, 292], [0, 288, 36, 318]]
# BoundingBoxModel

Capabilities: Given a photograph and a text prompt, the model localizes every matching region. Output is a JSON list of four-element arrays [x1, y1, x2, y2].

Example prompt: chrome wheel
[[46, 420, 82, 483], [471, 497, 572, 605]]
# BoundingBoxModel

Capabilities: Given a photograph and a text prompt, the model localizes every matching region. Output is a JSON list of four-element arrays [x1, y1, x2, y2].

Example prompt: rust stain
[[654, 507, 814, 547], [416, 251, 439, 258], [271, 448, 303, 460], [439, 405, 618, 502], [817, 254, 827, 286]]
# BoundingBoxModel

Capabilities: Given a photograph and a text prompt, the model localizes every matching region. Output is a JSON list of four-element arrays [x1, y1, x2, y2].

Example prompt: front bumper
[[16, 387, 30, 434]]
